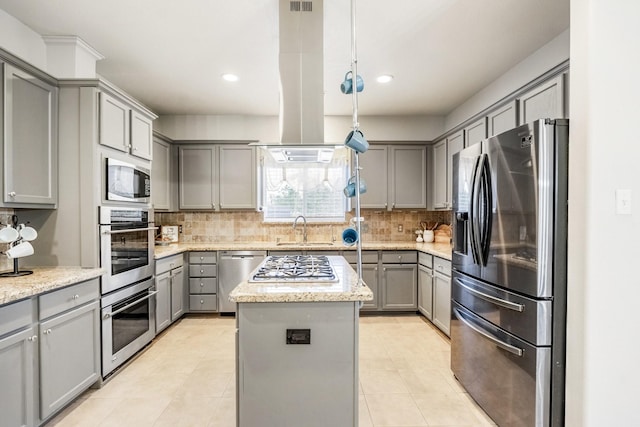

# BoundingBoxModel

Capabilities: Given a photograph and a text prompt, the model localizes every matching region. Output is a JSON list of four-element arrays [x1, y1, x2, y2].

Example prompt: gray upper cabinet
[[431, 139, 447, 209], [359, 145, 426, 211], [179, 143, 257, 211], [389, 145, 427, 210], [518, 73, 565, 124], [488, 100, 518, 137], [152, 133, 177, 211], [218, 145, 256, 209], [1, 62, 58, 207], [179, 145, 217, 210], [358, 146, 388, 209], [99, 91, 154, 160], [446, 131, 464, 210], [464, 118, 487, 147]]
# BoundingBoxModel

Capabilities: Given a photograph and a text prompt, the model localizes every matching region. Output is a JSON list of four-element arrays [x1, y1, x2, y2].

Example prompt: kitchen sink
[[275, 242, 336, 247]]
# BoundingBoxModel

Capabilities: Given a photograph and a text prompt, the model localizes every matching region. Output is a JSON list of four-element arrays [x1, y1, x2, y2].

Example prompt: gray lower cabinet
[[417, 254, 434, 320], [39, 301, 100, 420], [432, 257, 452, 336], [1, 62, 58, 208], [189, 252, 218, 312], [381, 251, 417, 311], [155, 254, 185, 333], [0, 299, 36, 427]]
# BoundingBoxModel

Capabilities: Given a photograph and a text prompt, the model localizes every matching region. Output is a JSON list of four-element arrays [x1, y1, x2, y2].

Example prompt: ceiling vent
[[278, 0, 324, 145]]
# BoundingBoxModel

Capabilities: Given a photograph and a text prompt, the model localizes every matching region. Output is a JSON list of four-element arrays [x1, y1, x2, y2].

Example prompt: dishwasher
[[218, 251, 266, 313]]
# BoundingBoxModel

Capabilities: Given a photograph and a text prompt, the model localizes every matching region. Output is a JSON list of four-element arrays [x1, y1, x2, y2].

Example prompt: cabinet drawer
[[381, 251, 417, 264], [189, 295, 218, 312], [189, 264, 217, 277], [189, 278, 218, 294], [156, 254, 183, 275], [0, 299, 33, 338], [342, 250, 378, 264], [418, 252, 433, 268], [189, 252, 217, 264], [434, 257, 452, 276], [39, 278, 100, 320]]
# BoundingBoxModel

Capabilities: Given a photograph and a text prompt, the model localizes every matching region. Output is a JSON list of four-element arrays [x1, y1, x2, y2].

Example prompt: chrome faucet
[[293, 215, 307, 243]]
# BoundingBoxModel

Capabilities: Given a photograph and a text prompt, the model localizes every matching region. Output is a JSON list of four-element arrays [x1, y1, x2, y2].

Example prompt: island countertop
[[229, 256, 373, 304]]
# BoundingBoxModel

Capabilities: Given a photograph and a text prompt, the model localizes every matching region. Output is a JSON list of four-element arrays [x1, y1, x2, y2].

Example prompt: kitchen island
[[229, 256, 372, 427]]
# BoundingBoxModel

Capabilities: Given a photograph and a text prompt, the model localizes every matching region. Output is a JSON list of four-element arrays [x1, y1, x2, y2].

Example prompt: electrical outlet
[[178, 225, 183, 233], [397, 224, 403, 232]]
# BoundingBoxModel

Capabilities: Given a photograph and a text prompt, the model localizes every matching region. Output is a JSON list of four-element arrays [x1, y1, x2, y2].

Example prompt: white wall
[[445, 29, 570, 131], [0, 8, 47, 70], [156, 114, 444, 142], [566, 1, 640, 425]]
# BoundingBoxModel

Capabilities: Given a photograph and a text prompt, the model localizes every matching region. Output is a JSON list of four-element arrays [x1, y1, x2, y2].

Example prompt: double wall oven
[[99, 206, 156, 377]]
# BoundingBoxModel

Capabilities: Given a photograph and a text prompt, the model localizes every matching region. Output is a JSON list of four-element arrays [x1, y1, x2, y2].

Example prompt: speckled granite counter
[[155, 241, 453, 260], [229, 256, 372, 303], [0, 267, 104, 306]]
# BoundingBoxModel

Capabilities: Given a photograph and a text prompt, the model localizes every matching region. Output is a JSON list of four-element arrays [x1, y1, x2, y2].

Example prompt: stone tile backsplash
[[155, 209, 451, 244]]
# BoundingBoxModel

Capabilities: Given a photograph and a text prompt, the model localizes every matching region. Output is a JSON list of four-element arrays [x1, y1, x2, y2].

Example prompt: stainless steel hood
[[278, 0, 325, 145]]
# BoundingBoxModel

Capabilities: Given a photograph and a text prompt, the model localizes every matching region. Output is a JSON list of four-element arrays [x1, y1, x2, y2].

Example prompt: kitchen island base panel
[[236, 301, 359, 427]]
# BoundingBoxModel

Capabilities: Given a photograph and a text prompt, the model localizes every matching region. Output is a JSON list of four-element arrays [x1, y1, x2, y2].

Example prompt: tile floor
[[45, 314, 496, 427]]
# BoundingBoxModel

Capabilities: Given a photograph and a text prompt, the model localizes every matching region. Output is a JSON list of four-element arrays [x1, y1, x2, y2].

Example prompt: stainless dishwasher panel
[[218, 251, 266, 313], [452, 271, 552, 346], [451, 301, 551, 427]]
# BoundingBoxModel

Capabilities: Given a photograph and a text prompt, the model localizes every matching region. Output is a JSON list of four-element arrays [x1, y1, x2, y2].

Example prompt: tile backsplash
[[155, 209, 451, 244]]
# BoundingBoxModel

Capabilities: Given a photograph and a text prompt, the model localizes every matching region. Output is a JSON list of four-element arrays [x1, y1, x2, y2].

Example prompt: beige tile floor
[[45, 314, 496, 427]]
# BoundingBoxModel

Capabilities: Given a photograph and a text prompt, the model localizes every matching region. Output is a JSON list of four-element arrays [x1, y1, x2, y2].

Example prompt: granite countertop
[[0, 267, 104, 306], [229, 256, 373, 303], [155, 241, 453, 261]]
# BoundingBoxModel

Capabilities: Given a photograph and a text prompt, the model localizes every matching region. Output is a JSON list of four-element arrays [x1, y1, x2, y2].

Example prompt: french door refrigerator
[[451, 118, 568, 427]]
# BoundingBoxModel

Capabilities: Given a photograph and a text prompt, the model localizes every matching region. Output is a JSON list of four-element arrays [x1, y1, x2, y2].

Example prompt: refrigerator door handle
[[453, 307, 524, 357], [478, 154, 493, 265], [469, 156, 482, 265], [454, 277, 525, 312]]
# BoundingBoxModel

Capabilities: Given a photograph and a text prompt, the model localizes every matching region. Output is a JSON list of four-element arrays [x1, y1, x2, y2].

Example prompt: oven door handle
[[103, 290, 158, 319], [102, 226, 158, 235], [453, 307, 524, 357]]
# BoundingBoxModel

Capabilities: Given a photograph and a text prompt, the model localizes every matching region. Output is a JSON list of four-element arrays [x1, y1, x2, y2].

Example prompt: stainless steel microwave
[[105, 158, 151, 203]]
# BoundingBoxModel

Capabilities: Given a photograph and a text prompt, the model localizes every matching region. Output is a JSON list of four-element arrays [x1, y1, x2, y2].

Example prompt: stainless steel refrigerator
[[451, 118, 568, 427]]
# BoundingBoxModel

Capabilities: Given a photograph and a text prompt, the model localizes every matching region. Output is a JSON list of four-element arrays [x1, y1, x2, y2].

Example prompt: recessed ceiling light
[[222, 73, 239, 82], [376, 74, 394, 83]]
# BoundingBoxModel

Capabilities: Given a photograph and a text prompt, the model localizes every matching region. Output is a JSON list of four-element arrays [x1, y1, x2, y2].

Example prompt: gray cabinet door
[[152, 137, 171, 211], [155, 271, 171, 333], [3, 63, 58, 206], [353, 263, 379, 311], [98, 92, 130, 153], [39, 301, 100, 420], [433, 271, 451, 336], [130, 110, 153, 160], [418, 264, 434, 320], [170, 266, 185, 321], [390, 146, 427, 210], [488, 100, 517, 137], [0, 326, 35, 427], [179, 145, 217, 209], [446, 131, 464, 209], [381, 264, 418, 310], [464, 118, 487, 147], [358, 146, 388, 209], [518, 74, 565, 124], [219, 145, 256, 209], [432, 140, 447, 209]]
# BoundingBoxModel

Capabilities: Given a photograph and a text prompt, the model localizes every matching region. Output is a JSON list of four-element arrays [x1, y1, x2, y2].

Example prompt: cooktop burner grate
[[250, 255, 338, 282]]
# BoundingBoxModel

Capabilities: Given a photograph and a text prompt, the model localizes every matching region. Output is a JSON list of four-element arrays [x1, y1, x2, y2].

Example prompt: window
[[260, 147, 350, 222]]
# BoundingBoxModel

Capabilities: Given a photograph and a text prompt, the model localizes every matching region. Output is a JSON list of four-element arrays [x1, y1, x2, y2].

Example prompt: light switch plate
[[616, 189, 632, 215]]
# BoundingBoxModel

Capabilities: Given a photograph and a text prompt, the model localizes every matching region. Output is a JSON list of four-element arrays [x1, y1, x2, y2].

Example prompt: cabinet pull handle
[[28, 335, 38, 342], [200, 269, 204, 274], [200, 283, 204, 287], [44, 329, 52, 335], [200, 299, 204, 304], [72, 294, 80, 300], [8, 191, 16, 197], [383, 267, 387, 272]]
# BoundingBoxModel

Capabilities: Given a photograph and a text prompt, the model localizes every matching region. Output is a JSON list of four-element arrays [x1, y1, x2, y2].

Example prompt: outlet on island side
[[397, 224, 403, 232]]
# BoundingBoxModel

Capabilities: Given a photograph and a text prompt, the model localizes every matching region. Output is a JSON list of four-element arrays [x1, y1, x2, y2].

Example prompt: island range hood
[[278, 0, 325, 146]]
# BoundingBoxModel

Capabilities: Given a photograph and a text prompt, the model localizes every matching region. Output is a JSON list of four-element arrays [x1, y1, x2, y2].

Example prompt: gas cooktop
[[249, 255, 338, 283]]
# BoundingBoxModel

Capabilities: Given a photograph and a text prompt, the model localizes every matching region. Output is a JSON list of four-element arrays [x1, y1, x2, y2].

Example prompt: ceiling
[[0, 0, 569, 117]]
